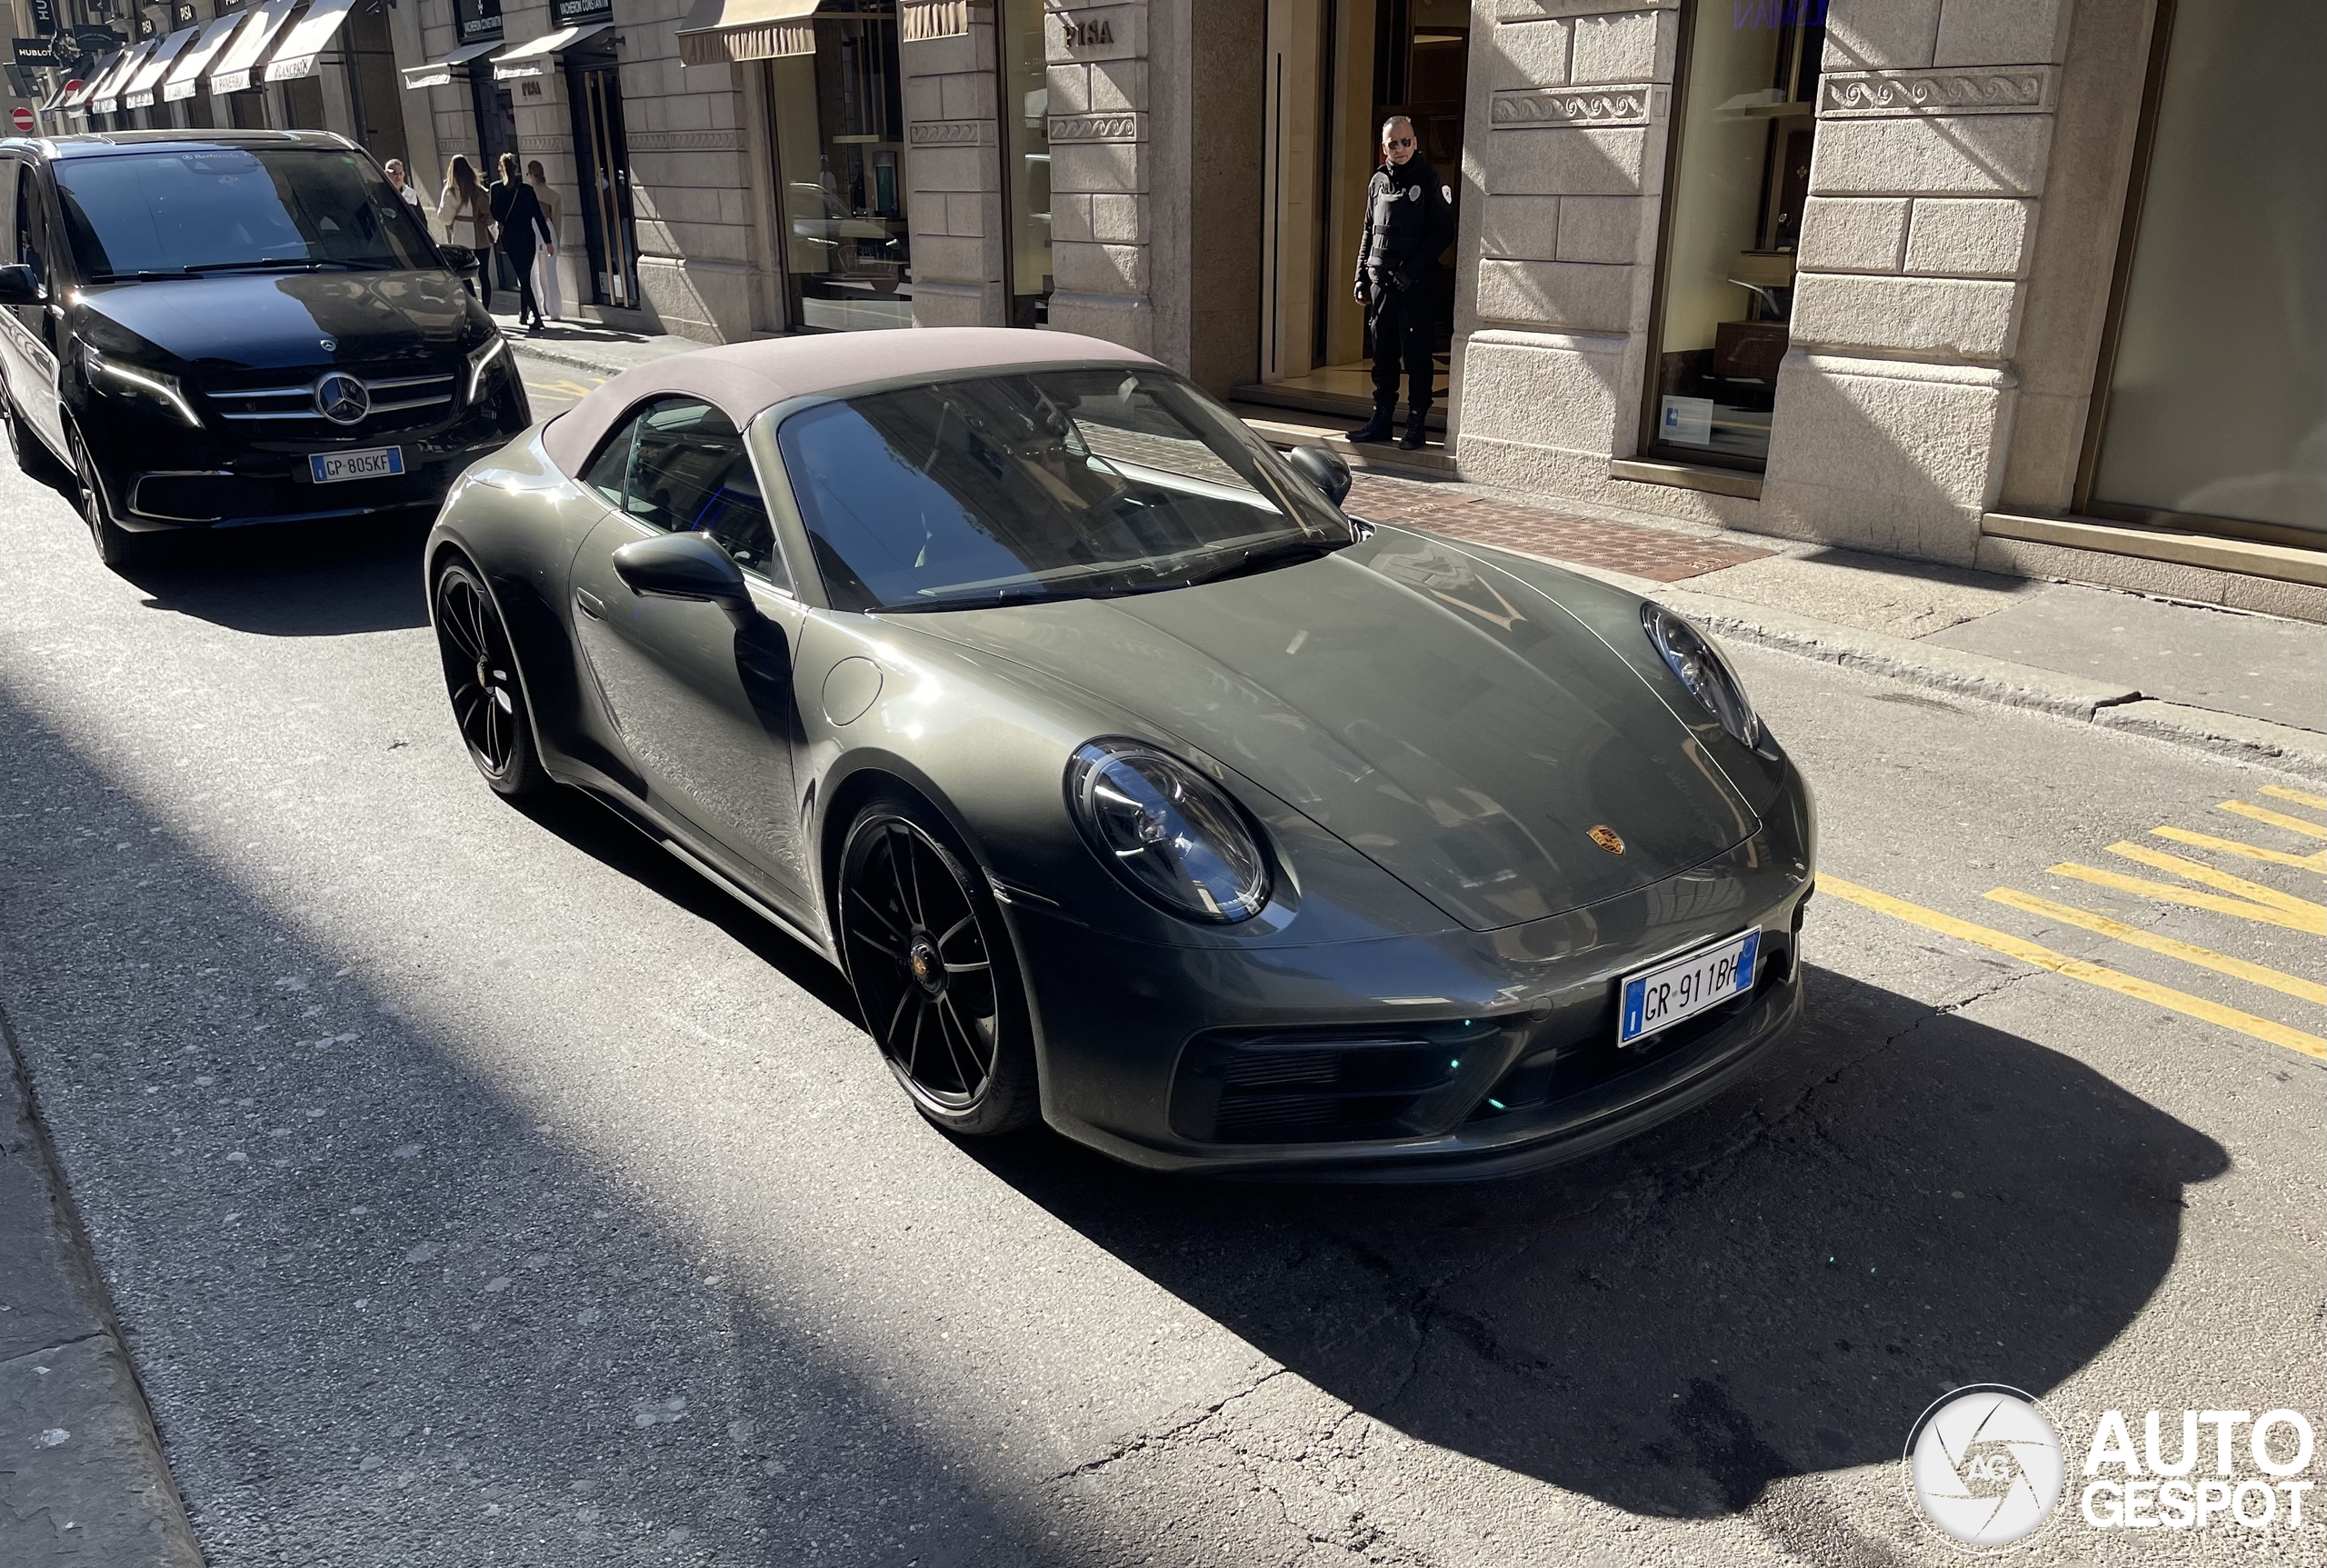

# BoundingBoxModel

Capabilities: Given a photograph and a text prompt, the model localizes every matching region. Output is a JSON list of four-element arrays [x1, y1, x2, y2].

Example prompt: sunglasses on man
[[1385, 135, 1415, 147]]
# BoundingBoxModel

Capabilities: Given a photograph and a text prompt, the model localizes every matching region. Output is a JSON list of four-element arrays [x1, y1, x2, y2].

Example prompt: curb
[[0, 1008, 204, 1567], [1460, 543, 2327, 781]]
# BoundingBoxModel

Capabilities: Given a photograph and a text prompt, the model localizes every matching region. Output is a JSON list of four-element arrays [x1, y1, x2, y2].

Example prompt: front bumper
[[1012, 779, 1814, 1180]]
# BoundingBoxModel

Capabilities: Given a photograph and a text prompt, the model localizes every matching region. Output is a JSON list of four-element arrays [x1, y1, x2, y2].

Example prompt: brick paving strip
[[1346, 474, 1773, 584]]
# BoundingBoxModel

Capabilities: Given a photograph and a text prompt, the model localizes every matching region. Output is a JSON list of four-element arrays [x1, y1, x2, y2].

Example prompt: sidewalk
[[502, 321, 2325, 779], [1, 1013, 202, 1565]]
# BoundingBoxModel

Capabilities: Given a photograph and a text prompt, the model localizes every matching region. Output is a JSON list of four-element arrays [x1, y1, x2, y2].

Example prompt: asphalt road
[[0, 379, 2319, 1567]]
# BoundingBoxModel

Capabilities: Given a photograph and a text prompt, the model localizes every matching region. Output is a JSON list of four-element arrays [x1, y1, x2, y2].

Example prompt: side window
[[624, 398, 786, 588], [580, 414, 635, 507], [13, 164, 46, 288]]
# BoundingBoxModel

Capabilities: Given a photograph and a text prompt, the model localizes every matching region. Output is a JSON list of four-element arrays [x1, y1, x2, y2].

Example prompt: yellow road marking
[[2222, 800, 2327, 840], [2261, 785, 2327, 811], [2046, 864, 2324, 934], [1823, 876, 2325, 1060], [2151, 825, 2327, 873], [1984, 888, 2327, 1005], [2102, 842, 2324, 917]]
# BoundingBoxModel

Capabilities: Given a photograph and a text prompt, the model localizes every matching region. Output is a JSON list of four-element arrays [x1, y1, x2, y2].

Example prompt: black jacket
[[1356, 155, 1455, 294], [489, 180, 554, 252]]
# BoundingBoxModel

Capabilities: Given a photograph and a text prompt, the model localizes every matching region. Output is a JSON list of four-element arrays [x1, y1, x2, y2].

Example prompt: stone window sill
[[1608, 457, 1763, 501]]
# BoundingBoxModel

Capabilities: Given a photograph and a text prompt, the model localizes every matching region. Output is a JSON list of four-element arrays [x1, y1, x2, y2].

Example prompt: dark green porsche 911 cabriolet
[[424, 327, 1814, 1178]]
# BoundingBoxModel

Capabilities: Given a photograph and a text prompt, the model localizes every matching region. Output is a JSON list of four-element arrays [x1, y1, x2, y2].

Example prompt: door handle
[[575, 587, 604, 619]]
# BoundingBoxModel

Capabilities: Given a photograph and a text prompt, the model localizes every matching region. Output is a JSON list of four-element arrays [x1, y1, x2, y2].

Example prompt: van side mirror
[[0, 265, 40, 306], [1287, 444, 1352, 508], [612, 530, 757, 628]]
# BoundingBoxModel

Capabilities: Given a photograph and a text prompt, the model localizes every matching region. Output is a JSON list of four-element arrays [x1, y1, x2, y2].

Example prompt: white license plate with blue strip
[[309, 445, 404, 484], [1618, 928, 1761, 1047]]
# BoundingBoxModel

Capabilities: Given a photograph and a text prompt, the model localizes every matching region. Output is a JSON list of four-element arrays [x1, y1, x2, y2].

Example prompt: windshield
[[777, 366, 1351, 613], [53, 147, 440, 282]]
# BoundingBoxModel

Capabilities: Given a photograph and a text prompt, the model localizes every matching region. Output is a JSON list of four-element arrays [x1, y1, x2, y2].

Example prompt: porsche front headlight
[[1066, 740, 1270, 923], [1643, 604, 1761, 747]]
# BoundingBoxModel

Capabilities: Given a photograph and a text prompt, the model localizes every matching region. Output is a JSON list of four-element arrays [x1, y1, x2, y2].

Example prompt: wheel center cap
[[476, 659, 490, 690], [908, 934, 943, 994]]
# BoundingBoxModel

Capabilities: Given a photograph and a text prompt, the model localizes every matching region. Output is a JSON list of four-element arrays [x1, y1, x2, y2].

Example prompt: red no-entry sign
[[9, 107, 35, 133]]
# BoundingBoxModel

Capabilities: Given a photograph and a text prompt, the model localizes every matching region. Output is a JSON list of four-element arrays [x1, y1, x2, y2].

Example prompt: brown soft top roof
[[538, 326, 1158, 477]]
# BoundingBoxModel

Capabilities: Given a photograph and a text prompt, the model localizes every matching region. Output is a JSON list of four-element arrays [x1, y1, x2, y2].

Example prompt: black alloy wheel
[[433, 555, 547, 796], [68, 427, 151, 571], [838, 795, 1039, 1135]]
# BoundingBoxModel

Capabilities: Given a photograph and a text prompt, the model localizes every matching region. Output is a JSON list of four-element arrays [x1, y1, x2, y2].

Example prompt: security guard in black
[[1352, 116, 1455, 448]]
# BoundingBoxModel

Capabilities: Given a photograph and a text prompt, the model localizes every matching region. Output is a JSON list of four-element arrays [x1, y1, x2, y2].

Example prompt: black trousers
[[1367, 276, 1436, 412], [499, 240, 539, 322]]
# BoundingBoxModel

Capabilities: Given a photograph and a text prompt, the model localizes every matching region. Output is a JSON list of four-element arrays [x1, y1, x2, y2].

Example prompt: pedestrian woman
[[435, 155, 495, 306], [1349, 115, 1454, 450], [524, 159, 562, 326], [490, 152, 554, 334]]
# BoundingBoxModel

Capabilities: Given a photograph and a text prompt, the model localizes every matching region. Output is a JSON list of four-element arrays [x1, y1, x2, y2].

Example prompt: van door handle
[[575, 588, 604, 619]]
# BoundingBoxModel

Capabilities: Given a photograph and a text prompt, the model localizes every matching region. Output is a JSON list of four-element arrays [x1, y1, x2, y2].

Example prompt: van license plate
[[309, 446, 404, 484], [1617, 929, 1761, 1047]]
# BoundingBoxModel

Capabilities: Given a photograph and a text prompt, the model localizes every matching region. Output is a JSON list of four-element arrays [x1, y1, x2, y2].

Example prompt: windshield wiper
[[1173, 538, 1343, 589], [883, 584, 1084, 614], [183, 257, 323, 274]]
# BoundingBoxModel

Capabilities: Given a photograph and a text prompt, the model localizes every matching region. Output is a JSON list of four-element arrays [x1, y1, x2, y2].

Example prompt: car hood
[[902, 530, 1762, 932], [76, 271, 474, 372]]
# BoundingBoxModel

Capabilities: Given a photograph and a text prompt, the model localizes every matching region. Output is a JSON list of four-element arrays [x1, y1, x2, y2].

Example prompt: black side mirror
[[1287, 444, 1352, 508], [612, 531, 756, 627], [0, 265, 41, 306]]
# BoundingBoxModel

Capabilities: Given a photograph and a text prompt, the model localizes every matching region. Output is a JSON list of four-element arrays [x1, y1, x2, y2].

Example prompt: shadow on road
[[115, 515, 434, 636], [962, 963, 2229, 1520]]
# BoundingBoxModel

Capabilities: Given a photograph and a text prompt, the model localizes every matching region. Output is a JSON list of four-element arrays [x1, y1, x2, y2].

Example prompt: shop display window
[[766, 15, 911, 333]]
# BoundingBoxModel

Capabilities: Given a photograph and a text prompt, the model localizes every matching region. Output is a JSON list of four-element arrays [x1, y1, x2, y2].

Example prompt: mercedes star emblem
[[319, 337, 335, 351], [315, 371, 369, 426]]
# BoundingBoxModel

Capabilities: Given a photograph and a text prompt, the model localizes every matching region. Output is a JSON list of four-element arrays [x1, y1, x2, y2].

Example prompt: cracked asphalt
[[0, 438, 2319, 1566]]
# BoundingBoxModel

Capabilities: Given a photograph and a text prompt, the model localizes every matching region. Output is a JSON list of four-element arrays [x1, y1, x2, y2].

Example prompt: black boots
[[1400, 405, 1432, 450], [1350, 401, 1397, 444]]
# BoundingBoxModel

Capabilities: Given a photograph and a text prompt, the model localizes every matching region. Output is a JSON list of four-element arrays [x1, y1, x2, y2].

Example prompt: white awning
[[121, 24, 199, 109], [209, 0, 300, 95], [89, 40, 154, 115], [490, 23, 610, 80], [61, 55, 120, 112], [40, 81, 73, 114], [60, 55, 115, 113], [163, 11, 250, 103], [265, 0, 357, 84], [675, 0, 818, 65], [400, 37, 499, 90]]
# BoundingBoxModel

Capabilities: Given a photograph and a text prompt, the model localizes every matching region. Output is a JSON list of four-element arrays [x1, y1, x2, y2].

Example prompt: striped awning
[[491, 23, 610, 80], [674, 0, 818, 65], [89, 40, 154, 115], [163, 11, 250, 103], [121, 24, 199, 109], [59, 55, 115, 113], [400, 37, 499, 90], [208, 0, 300, 95], [265, 0, 357, 83]]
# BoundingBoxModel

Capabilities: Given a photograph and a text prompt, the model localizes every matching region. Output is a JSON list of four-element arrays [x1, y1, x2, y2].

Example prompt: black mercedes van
[[0, 129, 529, 568]]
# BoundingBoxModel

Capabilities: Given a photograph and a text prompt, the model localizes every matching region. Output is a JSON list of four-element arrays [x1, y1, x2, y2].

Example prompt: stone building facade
[[48, 0, 2312, 603]]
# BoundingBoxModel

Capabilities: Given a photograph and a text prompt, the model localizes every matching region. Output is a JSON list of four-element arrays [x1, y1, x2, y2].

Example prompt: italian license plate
[[1617, 928, 1762, 1047], [308, 446, 404, 484]]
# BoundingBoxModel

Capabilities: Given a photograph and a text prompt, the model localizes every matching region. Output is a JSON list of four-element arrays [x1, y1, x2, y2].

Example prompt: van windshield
[[52, 146, 439, 281]]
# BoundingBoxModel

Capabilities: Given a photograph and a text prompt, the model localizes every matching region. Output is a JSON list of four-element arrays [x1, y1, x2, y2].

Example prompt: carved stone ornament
[[1047, 112, 1144, 144], [1489, 85, 1663, 129], [909, 119, 995, 146], [1819, 65, 2059, 117]]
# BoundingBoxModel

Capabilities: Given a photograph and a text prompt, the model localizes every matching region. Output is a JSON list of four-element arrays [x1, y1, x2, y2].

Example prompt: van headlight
[[85, 347, 202, 427], [1066, 740, 1271, 923], [464, 335, 510, 405], [1643, 604, 1760, 746]]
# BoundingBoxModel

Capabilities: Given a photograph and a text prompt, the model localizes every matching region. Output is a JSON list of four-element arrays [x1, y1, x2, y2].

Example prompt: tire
[[68, 426, 155, 572], [837, 792, 1041, 1137], [2, 392, 68, 487], [432, 554, 550, 797]]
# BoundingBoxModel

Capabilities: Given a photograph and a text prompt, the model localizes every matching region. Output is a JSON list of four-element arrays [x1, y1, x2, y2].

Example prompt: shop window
[[765, 15, 911, 333], [1001, 0, 1050, 327], [2083, 0, 2323, 543], [1642, 0, 1823, 471]]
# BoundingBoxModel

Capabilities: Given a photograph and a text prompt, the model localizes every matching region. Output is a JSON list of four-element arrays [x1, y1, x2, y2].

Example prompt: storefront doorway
[[1251, 0, 1465, 420], [567, 41, 638, 309], [763, 11, 910, 333]]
